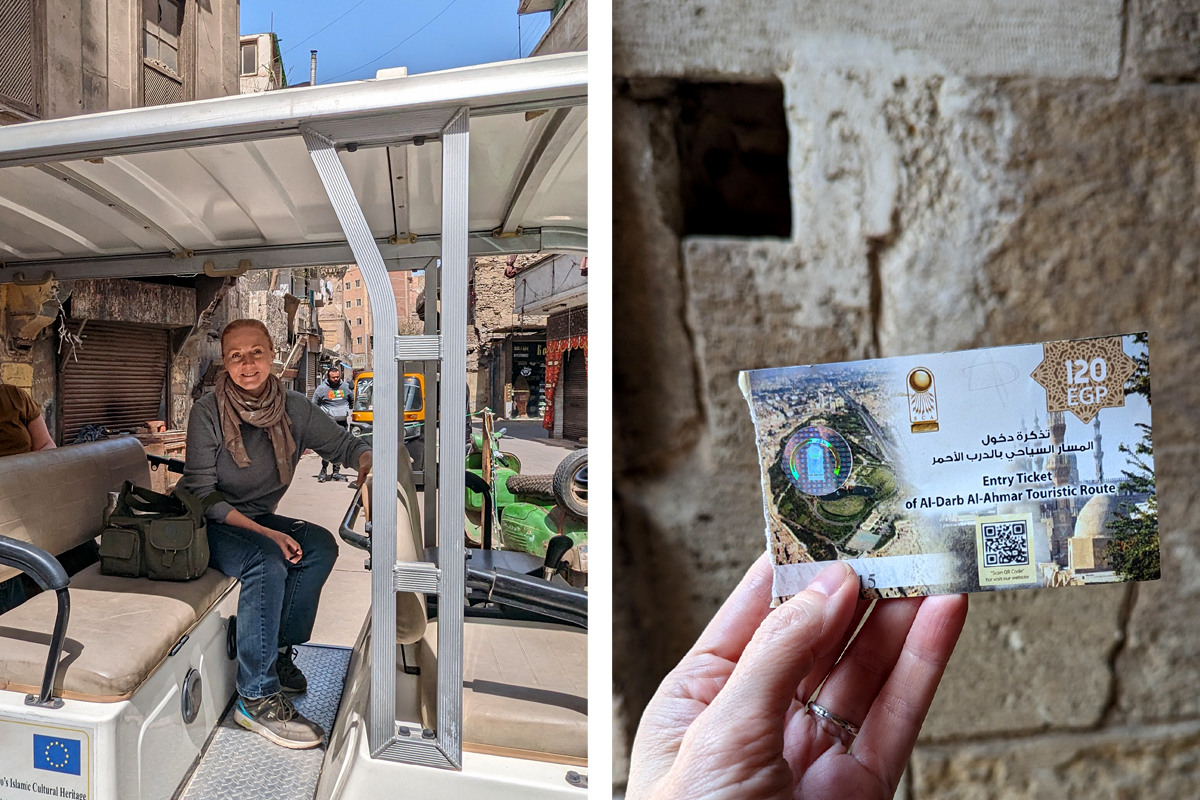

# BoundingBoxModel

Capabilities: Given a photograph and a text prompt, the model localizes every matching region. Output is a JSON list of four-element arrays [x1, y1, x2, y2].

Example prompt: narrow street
[[277, 424, 584, 647]]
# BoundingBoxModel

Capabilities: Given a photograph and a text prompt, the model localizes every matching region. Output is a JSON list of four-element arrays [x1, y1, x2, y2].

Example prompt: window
[[356, 298, 362, 306], [356, 336, 363, 345], [344, 281, 351, 289], [0, 0, 37, 117], [355, 279, 361, 288], [240, 42, 257, 76], [674, 80, 792, 237], [345, 300, 351, 308], [356, 317, 363, 326], [144, 0, 183, 75]]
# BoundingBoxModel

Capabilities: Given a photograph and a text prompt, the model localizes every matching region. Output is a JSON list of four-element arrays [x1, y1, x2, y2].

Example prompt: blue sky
[[239, 0, 553, 85]]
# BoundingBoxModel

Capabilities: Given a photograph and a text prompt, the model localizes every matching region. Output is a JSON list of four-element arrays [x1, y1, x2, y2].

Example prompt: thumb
[[705, 561, 859, 722]]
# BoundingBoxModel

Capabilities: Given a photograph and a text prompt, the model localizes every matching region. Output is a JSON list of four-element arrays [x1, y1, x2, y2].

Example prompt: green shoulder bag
[[99, 482, 222, 581]]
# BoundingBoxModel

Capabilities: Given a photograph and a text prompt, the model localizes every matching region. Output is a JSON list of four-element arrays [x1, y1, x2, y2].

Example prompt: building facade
[[1, 0, 239, 123], [513, 254, 587, 438], [0, 0, 240, 442], [342, 265, 423, 372], [238, 32, 285, 94]]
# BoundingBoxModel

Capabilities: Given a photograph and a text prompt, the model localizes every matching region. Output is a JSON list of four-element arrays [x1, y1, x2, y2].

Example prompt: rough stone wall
[[468, 255, 547, 412], [614, 1, 1200, 795], [169, 277, 244, 429]]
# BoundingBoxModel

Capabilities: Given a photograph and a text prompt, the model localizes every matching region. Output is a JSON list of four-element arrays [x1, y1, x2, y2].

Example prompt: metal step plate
[[177, 644, 352, 800]]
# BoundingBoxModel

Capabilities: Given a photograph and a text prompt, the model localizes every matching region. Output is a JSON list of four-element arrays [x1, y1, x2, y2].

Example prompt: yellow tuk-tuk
[[351, 371, 426, 477]]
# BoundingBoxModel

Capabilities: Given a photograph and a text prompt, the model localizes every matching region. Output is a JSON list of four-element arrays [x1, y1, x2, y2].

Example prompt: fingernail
[[808, 562, 850, 597]]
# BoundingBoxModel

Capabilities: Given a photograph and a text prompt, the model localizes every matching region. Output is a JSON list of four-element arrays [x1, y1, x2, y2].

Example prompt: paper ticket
[[739, 333, 1158, 600]]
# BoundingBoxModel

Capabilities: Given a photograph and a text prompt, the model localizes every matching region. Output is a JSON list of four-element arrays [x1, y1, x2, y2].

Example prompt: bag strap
[[171, 486, 225, 525], [108, 481, 225, 527], [120, 481, 181, 515]]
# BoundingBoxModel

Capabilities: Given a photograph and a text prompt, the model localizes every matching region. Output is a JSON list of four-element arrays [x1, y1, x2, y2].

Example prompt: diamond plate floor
[[178, 644, 352, 800]]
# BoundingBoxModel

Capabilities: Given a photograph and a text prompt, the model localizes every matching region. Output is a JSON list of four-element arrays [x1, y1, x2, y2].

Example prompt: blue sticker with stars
[[34, 733, 81, 775]]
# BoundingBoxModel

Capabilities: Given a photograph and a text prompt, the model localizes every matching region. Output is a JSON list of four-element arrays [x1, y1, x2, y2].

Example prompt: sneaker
[[276, 646, 308, 694], [317, 471, 328, 483], [235, 693, 324, 749]]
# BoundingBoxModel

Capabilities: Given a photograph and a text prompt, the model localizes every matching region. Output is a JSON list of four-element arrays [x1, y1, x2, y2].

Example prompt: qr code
[[981, 521, 1029, 567]]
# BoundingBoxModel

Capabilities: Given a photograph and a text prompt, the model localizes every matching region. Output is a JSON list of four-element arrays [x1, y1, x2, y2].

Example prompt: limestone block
[[613, 694, 630, 787], [985, 83, 1200, 445], [71, 278, 196, 328], [1113, 446, 1200, 721], [613, 94, 704, 476], [911, 721, 1200, 799], [921, 584, 1128, 739], [2, 281, 62, 342], [613, 0, 1122, 80], [1131, 0, 1200, 81], [0, 363, 31, 392]]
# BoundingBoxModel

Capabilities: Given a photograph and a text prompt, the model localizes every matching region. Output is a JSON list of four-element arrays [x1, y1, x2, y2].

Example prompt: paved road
[[277, 425, 583, 647], [478, 417, 583, 475]]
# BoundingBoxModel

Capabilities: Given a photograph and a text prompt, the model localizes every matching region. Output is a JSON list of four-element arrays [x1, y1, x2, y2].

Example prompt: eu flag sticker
[[33, 733, 81, 775]]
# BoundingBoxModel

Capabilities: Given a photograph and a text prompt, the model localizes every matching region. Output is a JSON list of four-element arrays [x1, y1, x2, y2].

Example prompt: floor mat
[[178, 644, 352, 800]]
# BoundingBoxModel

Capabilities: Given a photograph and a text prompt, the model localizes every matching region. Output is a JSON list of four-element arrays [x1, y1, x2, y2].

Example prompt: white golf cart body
[[0, 52, 587, 799]]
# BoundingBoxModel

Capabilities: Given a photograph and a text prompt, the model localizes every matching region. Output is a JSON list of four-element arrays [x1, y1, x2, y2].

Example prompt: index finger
[[686, 553, 775, 663]]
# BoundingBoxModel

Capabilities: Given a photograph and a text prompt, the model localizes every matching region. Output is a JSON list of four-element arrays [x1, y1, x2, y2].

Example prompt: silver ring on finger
[[806, 700, 860, 745]]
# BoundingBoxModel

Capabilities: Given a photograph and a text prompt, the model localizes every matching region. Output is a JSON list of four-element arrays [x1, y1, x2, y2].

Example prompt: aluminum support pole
[[434, 108, 469, 769], [302, 128, 401, 761], [423, 255, 439, 550]]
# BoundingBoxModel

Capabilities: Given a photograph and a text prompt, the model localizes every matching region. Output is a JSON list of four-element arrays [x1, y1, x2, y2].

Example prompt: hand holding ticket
[[739, 333, 1158, 601]]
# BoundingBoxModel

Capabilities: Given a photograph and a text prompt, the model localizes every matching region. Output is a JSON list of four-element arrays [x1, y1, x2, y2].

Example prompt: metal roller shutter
[[562, 348, 587, 441], [61, 321, 170, 442], [306, 350, 319, 396]]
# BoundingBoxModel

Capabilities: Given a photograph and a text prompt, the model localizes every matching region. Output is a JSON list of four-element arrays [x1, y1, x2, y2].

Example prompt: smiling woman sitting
[[180, 319, 372, 749]]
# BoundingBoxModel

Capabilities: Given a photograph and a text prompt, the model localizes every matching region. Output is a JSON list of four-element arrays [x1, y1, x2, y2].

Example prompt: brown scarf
[[214, 371, 297, 485]]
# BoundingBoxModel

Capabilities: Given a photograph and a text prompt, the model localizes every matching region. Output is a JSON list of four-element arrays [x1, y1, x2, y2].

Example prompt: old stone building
[[468, 254, 547, 416], [0, 0, 240, 441], [615, 1, 1200, 796], [341, 265, 423, 372]]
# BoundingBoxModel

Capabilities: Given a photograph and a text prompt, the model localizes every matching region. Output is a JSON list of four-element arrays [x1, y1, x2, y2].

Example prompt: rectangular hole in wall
[[675, 80, 791, 238]]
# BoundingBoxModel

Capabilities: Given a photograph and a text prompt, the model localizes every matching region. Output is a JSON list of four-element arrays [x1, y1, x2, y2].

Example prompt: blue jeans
[[207, 513, 339, 699]]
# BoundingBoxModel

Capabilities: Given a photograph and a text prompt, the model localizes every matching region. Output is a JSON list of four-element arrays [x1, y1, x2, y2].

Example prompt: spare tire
[[506, 473, 555, 499], [553, 449, 588, 518]]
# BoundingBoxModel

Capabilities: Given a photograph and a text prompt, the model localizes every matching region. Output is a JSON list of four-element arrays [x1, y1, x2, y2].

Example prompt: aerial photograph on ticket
[[739, 333, 1158, 601]]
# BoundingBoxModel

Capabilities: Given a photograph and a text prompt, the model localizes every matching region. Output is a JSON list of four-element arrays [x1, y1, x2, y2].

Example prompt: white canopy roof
[[0, 53, 587, 282]]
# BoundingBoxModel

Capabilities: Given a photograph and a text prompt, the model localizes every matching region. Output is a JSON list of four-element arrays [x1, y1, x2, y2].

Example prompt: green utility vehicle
[[465, 413, 588, 586]]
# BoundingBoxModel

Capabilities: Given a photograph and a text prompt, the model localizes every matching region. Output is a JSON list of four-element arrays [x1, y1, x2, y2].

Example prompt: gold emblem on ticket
[[906, 367, 939, 433], [1030, 336, 1137, 424]]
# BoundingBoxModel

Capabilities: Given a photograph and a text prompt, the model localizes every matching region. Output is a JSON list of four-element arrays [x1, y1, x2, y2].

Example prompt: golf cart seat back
[[0, 437, 146, 584], [364, 447, 426, 646], [383, 442, 588, 763], [419, 618, 587, 764], [0, 437, 236, 701]]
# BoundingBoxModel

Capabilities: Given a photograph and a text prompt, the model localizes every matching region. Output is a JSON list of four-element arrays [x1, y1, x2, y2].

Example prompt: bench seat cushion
[[0, 563, 236, 701], [419, 618, 587, 764]]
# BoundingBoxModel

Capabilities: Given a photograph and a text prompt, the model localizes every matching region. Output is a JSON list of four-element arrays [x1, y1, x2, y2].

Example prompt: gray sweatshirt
[[312, 380, 352, 422], [181, 389, 371, 523]]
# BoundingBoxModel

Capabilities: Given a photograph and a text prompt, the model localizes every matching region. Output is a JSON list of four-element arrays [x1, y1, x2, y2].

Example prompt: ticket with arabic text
[[739, 333, 1158, 601]]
